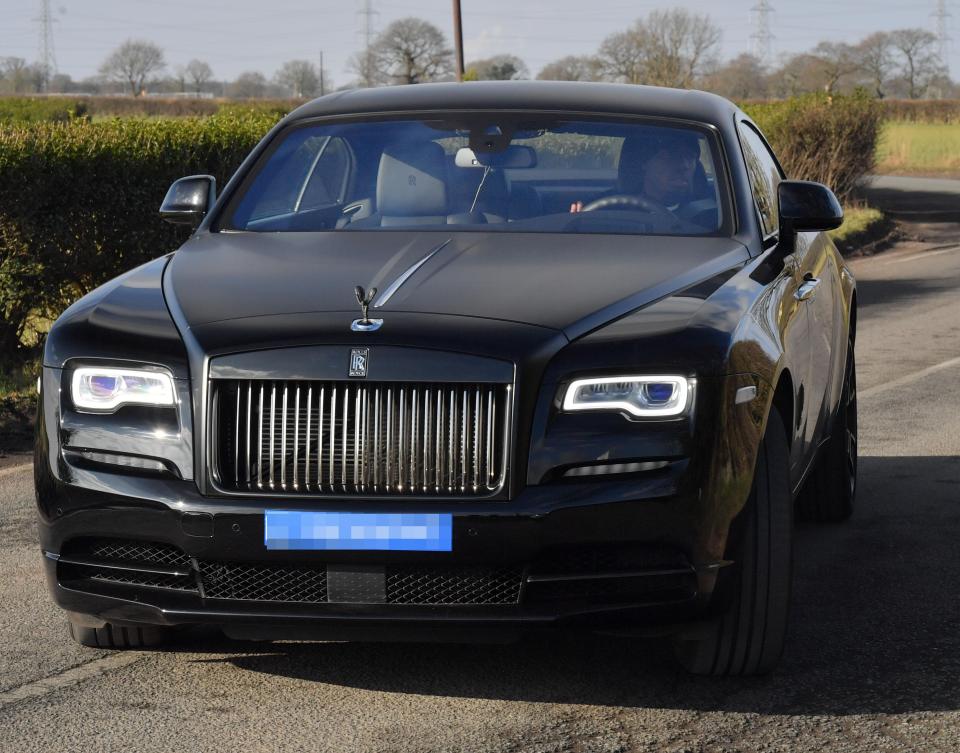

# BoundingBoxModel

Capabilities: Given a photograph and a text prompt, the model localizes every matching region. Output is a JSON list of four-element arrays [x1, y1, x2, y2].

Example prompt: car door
[[736, 120, 818, 479], [740, 123, 840, 461]]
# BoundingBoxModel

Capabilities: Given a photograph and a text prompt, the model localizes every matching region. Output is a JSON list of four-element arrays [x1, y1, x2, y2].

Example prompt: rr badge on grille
[[349, 348, 369, 378]]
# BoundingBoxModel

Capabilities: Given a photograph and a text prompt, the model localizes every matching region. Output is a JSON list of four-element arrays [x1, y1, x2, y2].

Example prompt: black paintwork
[[35, 81, 856, 636]]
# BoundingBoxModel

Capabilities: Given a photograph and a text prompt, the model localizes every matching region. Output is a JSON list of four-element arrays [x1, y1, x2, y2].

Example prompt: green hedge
[[0, 93, 883, 365], [0, 96, 298, 123], [0, 113, 278, 360], [0, 97, 89, 123], [744, 92, 883, 201]]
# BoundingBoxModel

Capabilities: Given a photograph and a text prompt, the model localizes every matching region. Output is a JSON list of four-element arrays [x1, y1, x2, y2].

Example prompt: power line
[[934, 0, 951, 76], [750, 0, 775, 69], [355, 0, 378, 85], [35, 0, 58, 91], [357, 0, 378, 53]]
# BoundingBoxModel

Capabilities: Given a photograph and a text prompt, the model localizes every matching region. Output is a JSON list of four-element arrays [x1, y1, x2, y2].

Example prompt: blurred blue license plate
[[264, 511, 452, 551]]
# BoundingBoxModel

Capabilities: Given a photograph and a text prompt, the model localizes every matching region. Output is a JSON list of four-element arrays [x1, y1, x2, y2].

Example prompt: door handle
[[796, 276, 820, 301]]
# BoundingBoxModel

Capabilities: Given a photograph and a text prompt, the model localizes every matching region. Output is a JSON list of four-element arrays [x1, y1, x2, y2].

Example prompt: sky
[[1, 0, 955, 87]]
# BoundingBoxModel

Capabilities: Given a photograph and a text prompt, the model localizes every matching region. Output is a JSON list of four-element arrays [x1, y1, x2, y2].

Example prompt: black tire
[[68, 620, 169, 649], [673, 408, 793, 676], [797, 336, 857, 523]]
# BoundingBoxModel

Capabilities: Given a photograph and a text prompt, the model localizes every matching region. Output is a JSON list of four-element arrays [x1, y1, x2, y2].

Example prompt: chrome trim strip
[[525, 567, 695, 584], [373, 238, 452, 309], [233, 387, 240, 486], [268, 383, 276, 489], [341, 384, 349, 491], [386, 387, 393, 490], [293, 385, 300, 490], [56, 556, 193, 579], [280, 384, 288, 489], [245, 383, 252, 487], [328, 385, 336, 491], [305, 385, 312, 490], [256, 385, 264, 489], [317, 387, 326, 492]]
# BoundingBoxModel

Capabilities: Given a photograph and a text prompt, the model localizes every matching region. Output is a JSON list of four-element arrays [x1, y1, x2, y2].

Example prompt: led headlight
[[71, 367, 175, 412], [562, 376, 692, 417]]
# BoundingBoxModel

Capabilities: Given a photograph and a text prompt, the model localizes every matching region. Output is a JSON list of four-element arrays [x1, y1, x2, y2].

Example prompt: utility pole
[[750, 0, 774, 70], [36, 0, 58, 92], [934, 0, 951, 77], [452, 0, 465, 81], [319, 50, 325, 96]]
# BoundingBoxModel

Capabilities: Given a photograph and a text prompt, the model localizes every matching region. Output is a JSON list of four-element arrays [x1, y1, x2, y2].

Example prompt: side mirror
[[777, 180, 843, 237], [160, 175, 216, 227]]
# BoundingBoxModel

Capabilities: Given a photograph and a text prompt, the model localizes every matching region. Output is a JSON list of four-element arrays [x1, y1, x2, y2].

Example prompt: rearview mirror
[[160, 175, 216, 227], [454, 146, 537, 169], [777, 180, 843, 236]]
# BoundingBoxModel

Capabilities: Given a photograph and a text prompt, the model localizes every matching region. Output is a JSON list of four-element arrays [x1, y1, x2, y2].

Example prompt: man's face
[[642, 143, 699, 205]]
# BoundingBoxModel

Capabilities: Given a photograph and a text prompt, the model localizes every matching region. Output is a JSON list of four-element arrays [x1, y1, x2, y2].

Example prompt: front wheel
[[673, 408, 793, 676]]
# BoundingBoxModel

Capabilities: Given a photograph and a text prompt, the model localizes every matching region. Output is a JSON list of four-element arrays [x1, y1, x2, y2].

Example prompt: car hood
[[167, 230, 749, 340]]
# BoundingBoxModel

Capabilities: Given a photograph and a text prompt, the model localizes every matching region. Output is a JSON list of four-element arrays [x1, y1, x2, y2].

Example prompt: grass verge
[[829, 205, 894, 255]]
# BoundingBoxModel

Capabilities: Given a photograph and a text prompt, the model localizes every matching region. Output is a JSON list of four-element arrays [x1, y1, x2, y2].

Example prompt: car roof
[[285, 80, 738, 127]]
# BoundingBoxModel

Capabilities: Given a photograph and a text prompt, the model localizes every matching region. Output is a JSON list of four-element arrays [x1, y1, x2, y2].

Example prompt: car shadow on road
[[855, 274, 958, 311], [183, 455, 960, 717]]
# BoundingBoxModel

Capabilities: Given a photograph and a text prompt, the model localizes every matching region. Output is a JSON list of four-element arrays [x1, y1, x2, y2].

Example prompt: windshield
[[220, 116, 729, 237]]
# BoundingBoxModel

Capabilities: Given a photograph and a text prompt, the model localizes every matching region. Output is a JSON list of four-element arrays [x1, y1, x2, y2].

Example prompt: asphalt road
[[858, 175, 960, 220], [1, 235, 959, 752]]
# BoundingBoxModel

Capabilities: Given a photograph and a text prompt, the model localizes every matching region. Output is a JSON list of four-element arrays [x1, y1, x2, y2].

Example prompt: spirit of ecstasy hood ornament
[[351, 286, 383, 332]]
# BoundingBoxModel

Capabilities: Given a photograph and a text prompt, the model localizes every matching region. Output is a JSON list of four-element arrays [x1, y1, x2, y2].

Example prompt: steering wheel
[[580, 194, 673, 215]]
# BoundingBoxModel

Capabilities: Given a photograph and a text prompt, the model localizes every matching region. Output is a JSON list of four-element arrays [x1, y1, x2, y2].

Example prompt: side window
[[737, 122, 783, 238], [299, 137, 351, 210]]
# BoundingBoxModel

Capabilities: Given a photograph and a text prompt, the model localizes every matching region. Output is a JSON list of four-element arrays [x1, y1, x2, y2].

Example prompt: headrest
[[377, 141, 448, 217], [618, 129, 702, 194]]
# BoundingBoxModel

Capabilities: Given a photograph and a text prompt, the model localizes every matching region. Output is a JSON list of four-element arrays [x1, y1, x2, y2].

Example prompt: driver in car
[[570, 130, 702, 213]]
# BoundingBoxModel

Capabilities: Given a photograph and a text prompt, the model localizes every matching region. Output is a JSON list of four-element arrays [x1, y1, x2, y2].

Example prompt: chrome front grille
[[211, 380, 511, 496]]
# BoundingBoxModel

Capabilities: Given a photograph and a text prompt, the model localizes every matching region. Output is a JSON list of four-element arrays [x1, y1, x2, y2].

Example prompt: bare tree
[[183, 59, 214, 93], [1, 57, 40, 93], [701, 53, 767, 99], [596, 10, 720, 88], [536, 55, 600, 81], [275, 60, 327, 98], [362, 17, 453, 85], [99, 39, 165, 96], [768, 53, 830, 97], [808, 41, 860, 94], [348, 47, 379, 88], [889, 28, 943, 99], [596, 26, 646, 84], [642, 9, 721, 88], [466, 54, 528, 81], [855, 32, 894, 98], [230, 71, 268, 98]]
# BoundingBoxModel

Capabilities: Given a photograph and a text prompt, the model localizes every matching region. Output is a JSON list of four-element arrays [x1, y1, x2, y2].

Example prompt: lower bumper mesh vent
[[198, 561, 328, 603], [59, 539, 522, 606], [386, 566, 522, 605]]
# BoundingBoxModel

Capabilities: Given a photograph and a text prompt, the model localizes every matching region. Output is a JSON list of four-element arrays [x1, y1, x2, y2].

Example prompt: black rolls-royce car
[[35, 81, 857, 676]]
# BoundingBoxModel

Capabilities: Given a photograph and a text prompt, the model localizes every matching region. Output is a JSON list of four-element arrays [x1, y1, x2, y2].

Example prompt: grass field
[[876, 121, 960, 175]]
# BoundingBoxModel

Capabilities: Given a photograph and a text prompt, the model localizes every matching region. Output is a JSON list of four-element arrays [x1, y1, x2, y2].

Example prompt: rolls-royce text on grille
[[36, 81, 857, 676]]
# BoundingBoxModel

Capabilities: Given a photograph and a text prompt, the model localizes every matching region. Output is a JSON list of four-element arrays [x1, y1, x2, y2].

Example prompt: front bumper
[[37, 463, 726, 638]]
